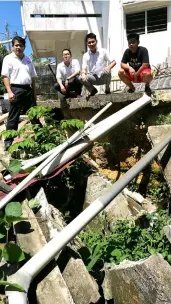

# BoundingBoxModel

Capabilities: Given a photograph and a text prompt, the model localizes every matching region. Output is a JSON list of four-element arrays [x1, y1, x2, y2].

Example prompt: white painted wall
[[21, 0, 171, 76], [108, 0, 171, 76]]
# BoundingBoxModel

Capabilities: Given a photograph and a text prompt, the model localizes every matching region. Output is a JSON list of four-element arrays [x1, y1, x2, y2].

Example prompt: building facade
[[21, 0, 171, 76]]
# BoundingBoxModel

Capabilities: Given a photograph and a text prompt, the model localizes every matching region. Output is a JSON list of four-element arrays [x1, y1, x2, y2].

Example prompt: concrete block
[[15, 201, 74, 304], [102, 254, 171, 304], [147, 125, 171, 192], [62, 257, 100, 304], [84, 173, 132, 230]]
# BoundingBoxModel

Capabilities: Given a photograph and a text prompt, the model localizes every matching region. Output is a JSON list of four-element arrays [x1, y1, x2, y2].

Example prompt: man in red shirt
[[118, 33, 153, 95]]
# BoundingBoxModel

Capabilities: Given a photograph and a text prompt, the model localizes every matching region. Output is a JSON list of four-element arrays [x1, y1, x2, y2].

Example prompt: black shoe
[[127, 87, 135, 93], [4, 142, 12, 151], [86, 88, 98, 101], [145, 84, 152, 96], [105, 89, 111, 94], [90, 88, 98, 96]]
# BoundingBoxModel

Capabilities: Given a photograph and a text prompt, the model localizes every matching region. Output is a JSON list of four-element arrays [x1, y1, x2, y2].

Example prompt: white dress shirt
[[56, 59, 80, 80], [82, 48, 113, 77], [1, 52, 37, 85]]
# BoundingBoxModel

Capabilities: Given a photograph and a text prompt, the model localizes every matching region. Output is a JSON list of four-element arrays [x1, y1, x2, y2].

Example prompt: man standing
[[118, 33, 153, 95], [79, 33, 116, 97], [55, 49, 82, 99], [1, 36, 37, 150]]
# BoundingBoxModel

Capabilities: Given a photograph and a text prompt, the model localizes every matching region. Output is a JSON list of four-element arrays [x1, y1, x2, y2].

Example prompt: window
[[147, 7, 167, 33], [126, 12, 145, 35], [126, 7, 167, 35]]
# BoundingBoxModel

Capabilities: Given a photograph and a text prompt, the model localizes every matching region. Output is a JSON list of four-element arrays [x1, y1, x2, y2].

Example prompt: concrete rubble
[[14, 201, 75, 304], [147, 125, 171, 192], [102, 254, 171, 304], [84, 173, 156, 229], [163, 225, 171, 243], [29, 188, 101, 304], [62, 258, 100, 304]]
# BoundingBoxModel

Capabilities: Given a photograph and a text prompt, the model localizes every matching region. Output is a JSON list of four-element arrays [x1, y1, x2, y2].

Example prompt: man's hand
[[133, 71, 139, 82], [82, 73, 88, 82], [60, 85, 66, 94], [128, 67, 135, 76], [65, 79, 69, 88], [8, 92, 16, 103], [104, 66, 111, 73]]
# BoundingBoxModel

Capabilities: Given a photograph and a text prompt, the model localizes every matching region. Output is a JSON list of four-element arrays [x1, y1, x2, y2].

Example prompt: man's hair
[[12, 36, 26, 47], [85, 33, 97, 42], [127, 33, 139, 42], [62, 48, 72, 55]]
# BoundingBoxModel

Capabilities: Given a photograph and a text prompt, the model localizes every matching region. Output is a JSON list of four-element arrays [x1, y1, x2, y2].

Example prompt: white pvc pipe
[[6, 131, 171, 304], [20, 101, 112, 170], [0, 95, 150, 209], [2, 101, 112, 191], [42, 94, 151, 175]]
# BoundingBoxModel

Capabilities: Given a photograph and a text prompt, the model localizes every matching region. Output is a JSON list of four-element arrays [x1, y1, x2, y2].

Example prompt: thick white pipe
[[7, 131, 171, 304], [0, 95, 150, 208], [0, 103, 112, 206], [42, 94, 151, 175], [20, 101, 112, 170]]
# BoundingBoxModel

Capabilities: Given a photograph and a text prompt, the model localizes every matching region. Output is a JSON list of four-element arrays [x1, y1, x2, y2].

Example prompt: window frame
[[126, 6, 168, 35]]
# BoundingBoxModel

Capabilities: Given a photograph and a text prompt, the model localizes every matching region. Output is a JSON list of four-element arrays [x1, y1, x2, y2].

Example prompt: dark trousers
[[54, 76, 82, 98], [5, 84, 36, 145]]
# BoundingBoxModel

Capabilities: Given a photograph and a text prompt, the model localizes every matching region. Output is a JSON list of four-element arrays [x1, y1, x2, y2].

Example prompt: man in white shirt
[[55, 49, 82, 100], [1, 35, 37, 150], [79, 33, 116, 97]]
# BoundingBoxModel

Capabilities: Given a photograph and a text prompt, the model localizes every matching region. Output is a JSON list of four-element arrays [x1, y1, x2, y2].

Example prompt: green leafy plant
[[0, 45, 9, 95], [0, 160, 21, 175], [0, 202, 25, 263], [1, 106, 84, 157], [0, 202, 26, 293], [80, 210, 171, 271]]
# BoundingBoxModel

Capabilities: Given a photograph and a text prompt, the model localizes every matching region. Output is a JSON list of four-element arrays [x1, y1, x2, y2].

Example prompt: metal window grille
[[147, 7, 167, 33], [126, 12, 145, 35], [126, 7, 167, 35]]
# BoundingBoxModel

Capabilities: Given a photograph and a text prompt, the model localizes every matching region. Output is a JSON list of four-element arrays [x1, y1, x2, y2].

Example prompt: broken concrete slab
[[84, 173, 132, 231], [38, 90, 171, 111], [15, 201, 74, 304], [163, 225, 171, 243], [102, 254, 171, 304], [62, 257, 100, 304], [123, 188, 157, 214], [147, 125, 171, 192]]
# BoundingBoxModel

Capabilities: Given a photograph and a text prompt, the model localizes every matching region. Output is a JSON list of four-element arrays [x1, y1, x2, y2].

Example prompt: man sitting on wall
[[118, 33, 153, 95], [79, 33, 116, 97], [55, 49, 82, 100]]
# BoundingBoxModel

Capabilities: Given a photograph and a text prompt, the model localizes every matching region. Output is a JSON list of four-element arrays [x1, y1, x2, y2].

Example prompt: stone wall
[[35, 65, 57, 98]]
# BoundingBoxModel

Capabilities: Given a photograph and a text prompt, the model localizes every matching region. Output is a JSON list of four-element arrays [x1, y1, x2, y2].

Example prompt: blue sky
[[0, 1, 32, 56]]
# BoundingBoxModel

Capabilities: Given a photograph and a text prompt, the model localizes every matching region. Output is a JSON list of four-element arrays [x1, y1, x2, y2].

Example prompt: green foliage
[[30, 54, 51, 66], [0, 281, 25, 292], [1, 106, 84, 157], [0, 202, 25, 264], [0, 159, 21, 174], [61, 119, 84, 130], [0, 45, 8, 95], [5, 202, 22, 218], [0, 200, 26, 293], [2, 243, 25, 263], [80, 210, 171, 271], [156, 113, 171, 125], [28, 198, 40, 209]]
